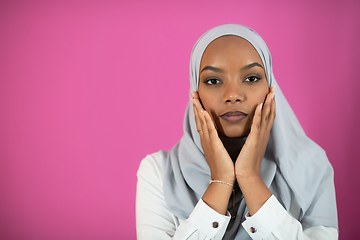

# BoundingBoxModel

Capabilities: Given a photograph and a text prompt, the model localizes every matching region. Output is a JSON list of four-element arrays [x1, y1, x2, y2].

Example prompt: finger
[[192, 91, 207, 116], [266, 86, 276, 118], [268, 89, 276, 131], [203, 110, 218, 141], [191, 93, 202, 132], [251, 103, 262, 134], [192, 98, 202, 133], [192, 94, 210, 140], [191, 91, 200, 100], [191, 91, 203, 112], [262, 88, 275, 125]]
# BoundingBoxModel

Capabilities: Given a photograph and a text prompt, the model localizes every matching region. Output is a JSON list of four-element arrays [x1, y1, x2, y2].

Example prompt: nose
[[223, 82, 244, 103]]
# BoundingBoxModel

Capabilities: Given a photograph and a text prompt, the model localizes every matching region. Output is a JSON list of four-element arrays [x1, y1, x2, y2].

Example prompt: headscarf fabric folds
[[163, 24, 338, 239]]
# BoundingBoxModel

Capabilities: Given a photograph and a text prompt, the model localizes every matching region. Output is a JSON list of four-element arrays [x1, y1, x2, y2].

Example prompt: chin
[[214, 117, 252, 138], [216, 120, 250, 138], [221, 127, 250, 138], [223, 132, 248, 138]]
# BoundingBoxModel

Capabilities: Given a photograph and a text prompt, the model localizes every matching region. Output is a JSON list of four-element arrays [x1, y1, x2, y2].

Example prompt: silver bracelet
[[209, 179, 234, 187]]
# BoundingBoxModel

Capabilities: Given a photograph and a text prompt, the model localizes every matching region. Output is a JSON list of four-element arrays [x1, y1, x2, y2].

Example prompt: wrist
[[211, 172, 236, 185], [236, 173, 262, 187], [209, 179, 234, 187], [235, 166, 260, 180]]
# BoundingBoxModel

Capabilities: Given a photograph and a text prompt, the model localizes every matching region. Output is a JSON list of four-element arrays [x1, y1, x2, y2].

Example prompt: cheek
[[200, 98, 218, 117], [198, 89, 216, 111], [254, 85, 269, 103], [256, 92, 268, 104], [200, 97, 212, 110], [198, 95, 222, 124], [248, 88, 269, 115]]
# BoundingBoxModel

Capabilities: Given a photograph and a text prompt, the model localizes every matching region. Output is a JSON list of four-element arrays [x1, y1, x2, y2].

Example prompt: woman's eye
[[245, 76, 261, 82], [205, 78, 220, 85]]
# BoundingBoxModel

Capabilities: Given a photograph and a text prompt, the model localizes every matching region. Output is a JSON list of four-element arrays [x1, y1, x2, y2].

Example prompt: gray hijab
[[163, 24, 338, 239]]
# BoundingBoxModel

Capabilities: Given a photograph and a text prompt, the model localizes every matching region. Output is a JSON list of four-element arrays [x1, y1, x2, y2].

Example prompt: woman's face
[[198, 35, 269, 137]]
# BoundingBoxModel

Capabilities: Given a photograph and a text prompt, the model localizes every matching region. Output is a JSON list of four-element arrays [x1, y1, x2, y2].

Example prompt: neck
[[219, 134, 247, 161]]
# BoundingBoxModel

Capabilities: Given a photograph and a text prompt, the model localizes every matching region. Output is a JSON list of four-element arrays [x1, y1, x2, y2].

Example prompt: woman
[[136, 24, 338, 240]]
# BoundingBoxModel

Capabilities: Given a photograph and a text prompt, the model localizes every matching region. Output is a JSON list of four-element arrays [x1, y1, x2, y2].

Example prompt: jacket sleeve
[[241, 195, 339, 240], [136, 154, 231, 240]]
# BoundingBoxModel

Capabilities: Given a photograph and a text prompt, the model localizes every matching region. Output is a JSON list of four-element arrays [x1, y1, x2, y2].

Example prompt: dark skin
[[191, 35, 276, 216]]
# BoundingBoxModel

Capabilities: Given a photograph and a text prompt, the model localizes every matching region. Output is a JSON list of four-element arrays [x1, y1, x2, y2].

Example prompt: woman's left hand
[[235, 86, 276, 180]]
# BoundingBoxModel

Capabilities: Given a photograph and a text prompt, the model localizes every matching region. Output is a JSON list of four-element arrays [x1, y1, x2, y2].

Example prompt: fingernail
[[273, 86, 276, 92], [190, 91, 195, 99], [260, 103, 263, 110]]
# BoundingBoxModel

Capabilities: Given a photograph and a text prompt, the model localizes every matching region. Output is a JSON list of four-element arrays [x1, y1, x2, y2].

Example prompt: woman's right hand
[[191, 91, 236, 185]]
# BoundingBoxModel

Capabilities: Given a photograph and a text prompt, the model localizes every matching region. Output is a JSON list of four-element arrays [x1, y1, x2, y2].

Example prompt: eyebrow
[[200, 62, 264, 74], [200, 66, 224, 73], [241, 62, 264, 71]]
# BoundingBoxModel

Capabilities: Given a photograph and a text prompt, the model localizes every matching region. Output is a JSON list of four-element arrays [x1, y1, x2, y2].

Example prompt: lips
[[220, 111, 248, 123]]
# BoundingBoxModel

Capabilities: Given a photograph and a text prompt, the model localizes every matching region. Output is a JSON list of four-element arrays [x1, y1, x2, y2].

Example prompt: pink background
[[0, 0, 359, 239]]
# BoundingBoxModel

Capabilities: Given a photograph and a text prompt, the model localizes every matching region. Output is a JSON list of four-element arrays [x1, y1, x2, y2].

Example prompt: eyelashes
[[244, 76, 261, 82], [203, 75, 262, 85], [204, 78, 221, 85]]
